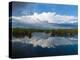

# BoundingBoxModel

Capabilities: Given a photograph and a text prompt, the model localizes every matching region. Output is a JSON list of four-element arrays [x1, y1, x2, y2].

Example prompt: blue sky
[[11, 2, 77, 16], [10, 2, 78, 29]]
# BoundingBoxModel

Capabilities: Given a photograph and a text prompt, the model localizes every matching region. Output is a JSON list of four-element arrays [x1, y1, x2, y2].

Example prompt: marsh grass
[[11, 28, 78, 38]]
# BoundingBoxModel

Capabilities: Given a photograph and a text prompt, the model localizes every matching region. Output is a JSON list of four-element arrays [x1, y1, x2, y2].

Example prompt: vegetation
[[11, 28, 78, 38]]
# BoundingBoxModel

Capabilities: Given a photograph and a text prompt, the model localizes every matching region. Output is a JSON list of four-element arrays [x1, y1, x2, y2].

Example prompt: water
[[11, 32, 78, 58]]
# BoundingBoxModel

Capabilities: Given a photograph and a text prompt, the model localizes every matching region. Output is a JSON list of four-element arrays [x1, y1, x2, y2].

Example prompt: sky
[[10, 2, 78, 29]]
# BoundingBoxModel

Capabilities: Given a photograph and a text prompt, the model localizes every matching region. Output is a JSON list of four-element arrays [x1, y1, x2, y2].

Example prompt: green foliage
[[11, 28, 78, 38]]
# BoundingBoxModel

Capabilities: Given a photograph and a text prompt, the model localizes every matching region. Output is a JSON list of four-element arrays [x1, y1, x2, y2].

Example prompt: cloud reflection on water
[[12, 32, 77, 48]]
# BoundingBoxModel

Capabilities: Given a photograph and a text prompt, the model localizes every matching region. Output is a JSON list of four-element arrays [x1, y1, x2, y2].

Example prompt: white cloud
[[11, 12, 78, 24]]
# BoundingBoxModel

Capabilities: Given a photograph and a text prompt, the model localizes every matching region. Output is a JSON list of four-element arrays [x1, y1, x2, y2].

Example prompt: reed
[[11, 28, 78, 38]]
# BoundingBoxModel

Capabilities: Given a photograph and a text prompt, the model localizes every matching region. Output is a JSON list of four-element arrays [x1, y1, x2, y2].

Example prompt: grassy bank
[[11, 28, 78, 38]]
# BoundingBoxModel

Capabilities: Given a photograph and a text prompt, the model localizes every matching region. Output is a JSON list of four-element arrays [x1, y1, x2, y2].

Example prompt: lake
[[11, 32, 78, 58]]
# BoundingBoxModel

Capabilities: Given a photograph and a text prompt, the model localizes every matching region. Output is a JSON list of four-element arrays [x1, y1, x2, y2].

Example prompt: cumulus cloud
[[12, 32, 77, 48], [11, 12, 77, 24]]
